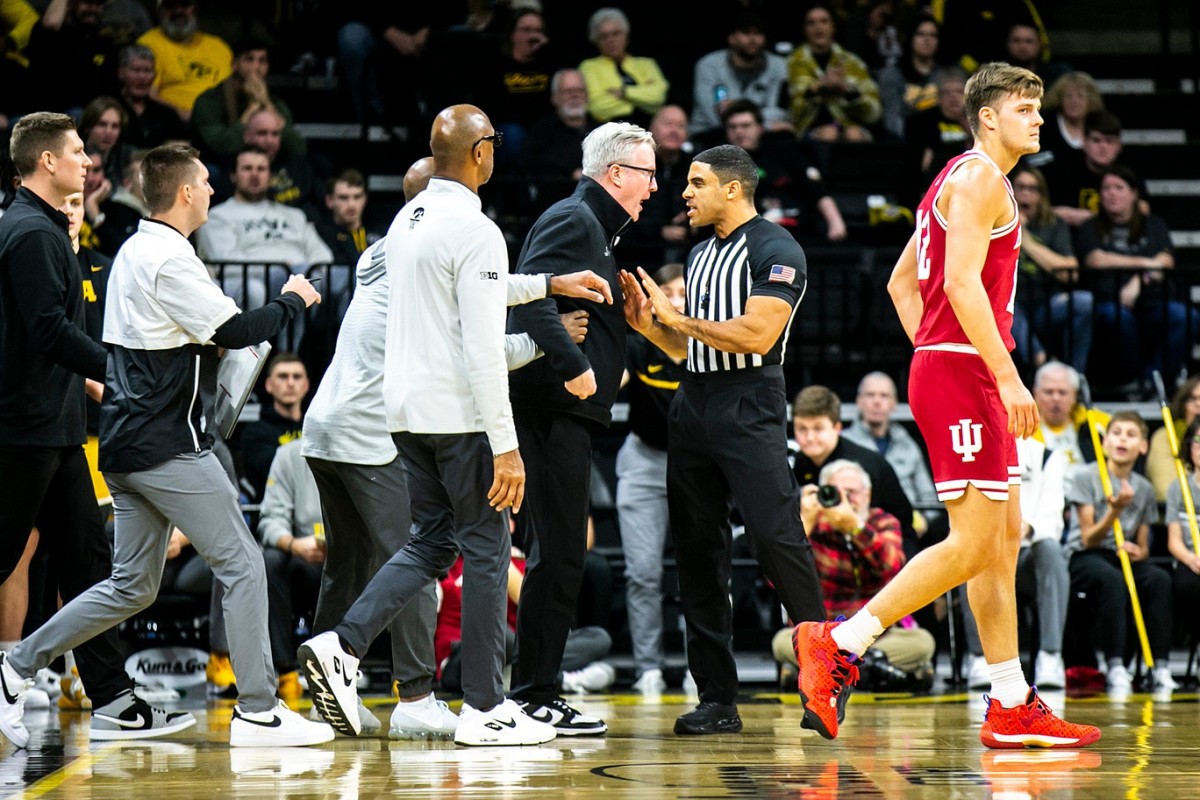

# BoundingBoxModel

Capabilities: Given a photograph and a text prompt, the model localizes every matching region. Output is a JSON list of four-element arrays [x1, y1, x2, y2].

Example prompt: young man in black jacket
[[0, 113, 140, 749], [0, 143, 334, 749], [506, 121, 656, 735]]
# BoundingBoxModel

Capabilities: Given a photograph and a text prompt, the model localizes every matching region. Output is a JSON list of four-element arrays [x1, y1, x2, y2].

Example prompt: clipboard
[[215, 341, 272, 439]]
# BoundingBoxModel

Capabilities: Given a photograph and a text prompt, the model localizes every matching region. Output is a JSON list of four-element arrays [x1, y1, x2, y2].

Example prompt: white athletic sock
[[830, 609, 884, 657], [987, 658, 1031, 708], [64, 650, 77, 672], [0, 640, 18, 653]]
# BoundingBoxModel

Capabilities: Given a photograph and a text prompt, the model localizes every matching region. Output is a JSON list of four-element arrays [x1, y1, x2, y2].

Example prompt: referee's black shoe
[[674, 702, 742, 735]]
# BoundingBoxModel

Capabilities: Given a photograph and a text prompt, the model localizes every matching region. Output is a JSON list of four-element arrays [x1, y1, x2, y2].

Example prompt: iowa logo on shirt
[[408, 208, 424, 230]]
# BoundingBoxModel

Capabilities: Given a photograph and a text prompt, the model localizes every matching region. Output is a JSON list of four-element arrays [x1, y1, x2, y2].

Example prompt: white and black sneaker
[[518, 698, 607, 736], [297, 631, 361, 736], [454, 699, 556, 746], [231, 700, 335, 747], [89, 689, 196, 741], [308, 697, 382, 735], [0, 651, 33, 748]]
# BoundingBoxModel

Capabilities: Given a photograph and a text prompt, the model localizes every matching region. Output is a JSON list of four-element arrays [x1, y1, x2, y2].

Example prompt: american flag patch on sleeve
[[768, 264, 796, 284]]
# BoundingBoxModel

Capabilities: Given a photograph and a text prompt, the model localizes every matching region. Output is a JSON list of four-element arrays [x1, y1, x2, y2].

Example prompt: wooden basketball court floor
[[3, 688, 1199, 799]]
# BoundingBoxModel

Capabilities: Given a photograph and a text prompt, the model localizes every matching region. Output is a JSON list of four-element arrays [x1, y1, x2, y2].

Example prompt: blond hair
[[1043, 71, 1104, 116], [964, 62, 1043, 136]]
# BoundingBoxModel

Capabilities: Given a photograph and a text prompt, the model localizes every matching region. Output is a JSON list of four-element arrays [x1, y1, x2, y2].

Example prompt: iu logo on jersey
[[950, 419, 984, 462]]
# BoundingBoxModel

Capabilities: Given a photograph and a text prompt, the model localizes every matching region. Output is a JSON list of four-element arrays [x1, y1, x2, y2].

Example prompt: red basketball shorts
[[909, 346, 1019, 502]]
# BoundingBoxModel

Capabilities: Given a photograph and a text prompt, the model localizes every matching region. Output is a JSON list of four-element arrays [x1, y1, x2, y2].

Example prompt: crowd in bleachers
[[1, 0, 1198, 702]]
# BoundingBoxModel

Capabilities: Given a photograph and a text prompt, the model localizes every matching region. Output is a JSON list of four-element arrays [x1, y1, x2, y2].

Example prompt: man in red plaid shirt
[[772, 458, 935, 687]]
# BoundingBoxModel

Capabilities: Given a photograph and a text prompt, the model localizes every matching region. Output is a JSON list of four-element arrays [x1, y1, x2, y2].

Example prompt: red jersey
[[912, 150, 1020, 351], [433, 555, 526, 676]]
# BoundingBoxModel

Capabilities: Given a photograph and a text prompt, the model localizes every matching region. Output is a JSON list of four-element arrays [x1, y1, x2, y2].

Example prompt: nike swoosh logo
[[94, 712, 150, 729], [237, 712, 284, 728], [485, 717, 518, 731], [529, 708, 563, 725], [332, 659, 354, 688], [647, 364, 664, 373], [91, 266, 104, 272], [0, 661, 19, 705]]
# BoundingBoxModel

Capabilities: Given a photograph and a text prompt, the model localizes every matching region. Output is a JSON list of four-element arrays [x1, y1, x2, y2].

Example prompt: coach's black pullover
[[507, 177, 631, 427], [0, 188, 107, 447]]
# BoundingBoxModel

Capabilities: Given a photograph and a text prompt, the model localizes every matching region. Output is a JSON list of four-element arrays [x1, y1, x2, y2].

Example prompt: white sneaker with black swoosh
[[454, 699, 556, 746], [0, 651, 33, 748], [518, 698, 607, 736], [89, 689, 196, 741], [230, 700, 335, 747], [297, 631, 361, 736]]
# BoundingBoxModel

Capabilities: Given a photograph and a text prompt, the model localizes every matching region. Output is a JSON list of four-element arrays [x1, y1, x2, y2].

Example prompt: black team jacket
[[507, 177, 631, 427]]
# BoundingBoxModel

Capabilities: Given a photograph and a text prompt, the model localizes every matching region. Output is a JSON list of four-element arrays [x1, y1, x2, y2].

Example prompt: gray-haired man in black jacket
[[506, 121, 656, 735]]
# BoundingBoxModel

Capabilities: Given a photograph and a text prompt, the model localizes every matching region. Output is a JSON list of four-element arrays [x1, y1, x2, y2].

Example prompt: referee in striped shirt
[[620, 145, 825, 735]]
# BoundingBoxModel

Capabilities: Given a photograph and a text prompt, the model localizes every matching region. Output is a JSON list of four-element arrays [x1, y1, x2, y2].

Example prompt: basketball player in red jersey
[[793, 63, 1100, 748]]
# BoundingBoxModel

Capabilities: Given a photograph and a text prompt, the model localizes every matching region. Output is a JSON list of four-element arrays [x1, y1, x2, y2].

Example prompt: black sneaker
[[517, 698, 607, 736], [89, 690, 196, 741], [674, 701, 742, 735]]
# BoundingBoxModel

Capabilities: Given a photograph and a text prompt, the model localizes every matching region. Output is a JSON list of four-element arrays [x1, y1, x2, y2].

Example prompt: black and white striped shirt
[[684, 216, 807, 374]]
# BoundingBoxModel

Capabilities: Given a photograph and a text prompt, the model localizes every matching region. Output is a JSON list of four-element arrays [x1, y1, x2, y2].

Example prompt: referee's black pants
[[510, 407, 593, 706], [667, 367, 825, 706], [0, 445, 132, 707]]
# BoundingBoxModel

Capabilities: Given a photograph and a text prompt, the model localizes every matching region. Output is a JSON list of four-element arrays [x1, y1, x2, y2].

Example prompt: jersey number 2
[[915, 209, 931, 280]]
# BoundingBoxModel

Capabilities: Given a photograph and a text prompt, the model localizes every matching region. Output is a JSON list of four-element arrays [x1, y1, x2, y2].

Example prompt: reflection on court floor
[[1, 691, 1195, 798]]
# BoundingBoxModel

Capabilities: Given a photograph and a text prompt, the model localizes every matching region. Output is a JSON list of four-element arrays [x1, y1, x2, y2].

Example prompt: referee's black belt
[[682, 364, 783, 386]]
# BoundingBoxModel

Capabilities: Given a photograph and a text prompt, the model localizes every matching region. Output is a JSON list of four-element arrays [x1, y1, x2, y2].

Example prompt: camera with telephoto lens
[[816, 484, 842, 508]]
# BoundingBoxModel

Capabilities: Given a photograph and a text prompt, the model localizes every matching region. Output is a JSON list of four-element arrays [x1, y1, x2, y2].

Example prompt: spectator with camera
[[790, 385, 917, 547], [770, 459, 936, 691]]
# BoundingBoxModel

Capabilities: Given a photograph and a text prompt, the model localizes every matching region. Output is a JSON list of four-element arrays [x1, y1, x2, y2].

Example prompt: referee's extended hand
[[636, 267, 682, 328], [282, 275, 322, 307], [490, 449, 526, 514], [551, 270, 613, 304], [618, 270, 652, 332]]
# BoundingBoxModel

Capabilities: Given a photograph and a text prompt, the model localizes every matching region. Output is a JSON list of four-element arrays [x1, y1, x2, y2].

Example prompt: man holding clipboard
[[0, 144, 335, 748]]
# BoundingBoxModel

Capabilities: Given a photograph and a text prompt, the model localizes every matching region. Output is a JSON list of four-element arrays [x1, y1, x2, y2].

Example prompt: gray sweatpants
[[615, 434, 670, 676], [9, 451, 277, 712], [306, 455, 438, 697], [961, 537, 1070, 657], [336, 432, 509, 712]]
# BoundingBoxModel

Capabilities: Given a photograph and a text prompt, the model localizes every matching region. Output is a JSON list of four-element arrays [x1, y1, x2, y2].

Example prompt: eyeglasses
[[612, 163, 656, 181], [472, 131, 504, 150]]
